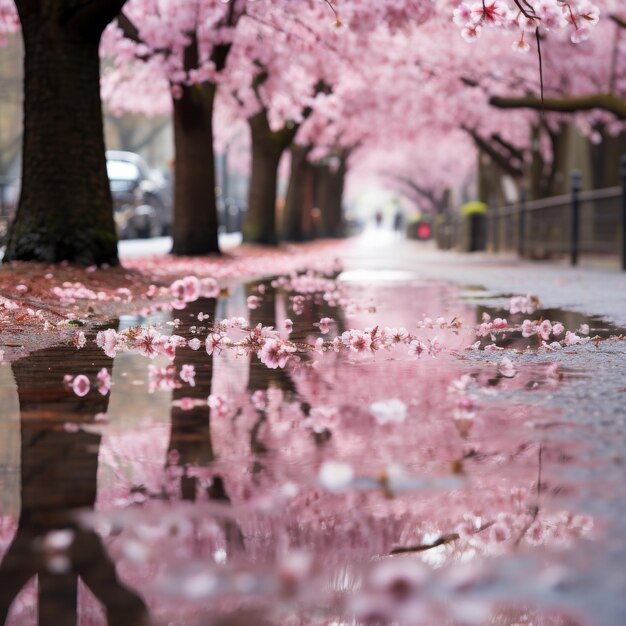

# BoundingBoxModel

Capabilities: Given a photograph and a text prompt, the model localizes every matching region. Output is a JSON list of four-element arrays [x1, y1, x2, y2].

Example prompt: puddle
[[0, 272, 624, 625]]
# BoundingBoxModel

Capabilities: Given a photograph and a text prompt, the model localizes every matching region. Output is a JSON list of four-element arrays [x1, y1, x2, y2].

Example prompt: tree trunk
[[4, 4, 120, 265], [171, 82, 220, 255], [243, 109, 295, 245], [282, 144, 314, 242], [317, 157, 347, 238]]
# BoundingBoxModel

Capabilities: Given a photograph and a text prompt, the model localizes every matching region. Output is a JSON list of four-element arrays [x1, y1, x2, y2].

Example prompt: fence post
[[621, 155, 626, 271], [570, 170, 581, 266], [517, 187, 526, 258]]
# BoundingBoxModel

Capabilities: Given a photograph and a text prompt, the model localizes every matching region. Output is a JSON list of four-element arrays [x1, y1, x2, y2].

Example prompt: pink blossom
[[96, 328, 124, 358], [135, 327, 167, 359], [72, 330, 86, 349], [428, 337, 443, 356], [492, 317, 508, 329], [579, 323, 590, 335], [318, 317, 333, 334], [251, 390, 268, 411], [546, 362, 560, 381], [512, 37, 530, 53], [258, 338, 296, 369], [96, 368, 111, 395], [303, 406, 339, 433], [498, 357, 517, 378], [337, 330, 367, 354], [148, 364, 179, 393], [292, 295, 306, 315], [453, 2, 472, 27], [369, 399, 407, 425], [208, 394, 230, 418], [564, 331, 582, 346], [521, 319, 537, 338], [552, 322, 565, 337], [385, 327, 409, 345], [408, 339, 427, 358], [72, 375, 90, 397], [205, 333, 224, 356], [571, 25, 592, 43], [450, 374, 473, 393], [461, 21, 482, 41], [470, 0, 507, 26], [169, 275, 201, 304], [188, 338, 201, 350], [284, 319, 293, 333], [539, 319, 553, 341], [318, 460, 354, 491], [176, 397, 196, 411], [200, 277, 220, 298], [179, 364, 196, 387], [247, 295, 261, 310], [509, 294, 539, 315]]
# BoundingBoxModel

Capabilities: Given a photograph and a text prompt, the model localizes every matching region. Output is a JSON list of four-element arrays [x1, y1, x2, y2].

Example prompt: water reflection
[[0, 341, 147, 625], [0, 273, 617, 625]]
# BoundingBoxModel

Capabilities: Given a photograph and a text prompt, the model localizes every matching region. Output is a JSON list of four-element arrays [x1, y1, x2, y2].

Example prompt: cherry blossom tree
[[1, 0, 125, 265], [101, 1, 250, 255]]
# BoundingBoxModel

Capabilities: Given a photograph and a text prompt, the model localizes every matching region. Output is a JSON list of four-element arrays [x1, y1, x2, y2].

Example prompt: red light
[[417, 223, 431, 239]]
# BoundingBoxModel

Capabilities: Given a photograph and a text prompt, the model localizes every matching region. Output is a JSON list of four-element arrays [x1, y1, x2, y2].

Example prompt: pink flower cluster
[[453, 0, 599, 46], [64, 368, 111, 397], [169, 276, 220, 309], [148, 363, 196, 392], [521, 318, 565, 341], [476, 312, 508, 341], [51, 282, 133, 306], [508, 293, 540, 315]]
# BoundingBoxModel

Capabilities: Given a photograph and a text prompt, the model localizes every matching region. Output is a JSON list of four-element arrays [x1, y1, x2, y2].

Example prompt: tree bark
[[171, 81, 220, 255], [317, 157, 347, 238], [4, 1, 123, 265], [0, 337, 147, 625], [282, 143, 314, 242], [243, 109, 296, 246]]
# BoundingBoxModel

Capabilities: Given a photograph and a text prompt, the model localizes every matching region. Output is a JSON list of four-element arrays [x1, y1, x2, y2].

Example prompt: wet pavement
[[1, 238, 626, 625]]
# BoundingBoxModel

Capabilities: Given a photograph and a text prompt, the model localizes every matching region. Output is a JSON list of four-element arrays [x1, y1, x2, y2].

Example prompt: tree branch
[[490, 132, 525, 163], [462, 124, 524, 178], [490, 93, 626, 120], [116, 11, 141, 44], [390, 521, 494, 555], [66, 0, 129, 36], [610, 14, 626, 30]]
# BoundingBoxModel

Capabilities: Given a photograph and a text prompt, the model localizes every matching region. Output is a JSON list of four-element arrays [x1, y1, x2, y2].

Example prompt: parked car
[[0, 176, 20, 245], [106, 150, 172, 239]]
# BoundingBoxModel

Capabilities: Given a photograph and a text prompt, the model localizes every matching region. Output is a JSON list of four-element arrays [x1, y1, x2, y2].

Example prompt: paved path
[[343, 230, 626, 326], [118, 232, 242, 258]]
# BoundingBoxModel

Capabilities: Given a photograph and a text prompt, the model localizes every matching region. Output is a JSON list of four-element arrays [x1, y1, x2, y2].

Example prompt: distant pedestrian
[[393, 210, 404, 232], [375, 211, 383, 228]]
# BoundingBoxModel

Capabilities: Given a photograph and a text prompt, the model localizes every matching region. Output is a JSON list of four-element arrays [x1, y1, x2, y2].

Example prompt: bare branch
[[490, 93, 626, 120], [390, 522, 494, 555], [610, 14, 626, 30]]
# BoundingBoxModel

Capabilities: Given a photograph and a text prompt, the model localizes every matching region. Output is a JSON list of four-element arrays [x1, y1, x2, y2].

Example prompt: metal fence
[[482, 158, 626, 269]]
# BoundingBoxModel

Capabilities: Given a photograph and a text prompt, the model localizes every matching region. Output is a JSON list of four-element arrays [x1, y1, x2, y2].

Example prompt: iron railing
[[486, 183, 623, 264], [481, 155, 626, 269]]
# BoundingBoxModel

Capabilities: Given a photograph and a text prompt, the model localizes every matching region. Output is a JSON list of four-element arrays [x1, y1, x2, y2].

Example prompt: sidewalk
[[343, 232, 626, 326]]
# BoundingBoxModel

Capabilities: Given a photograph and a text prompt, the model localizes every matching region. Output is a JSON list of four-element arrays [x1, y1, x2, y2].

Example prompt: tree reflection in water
[[0, 340, 147, 626], [0, 275, 608, 625]]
